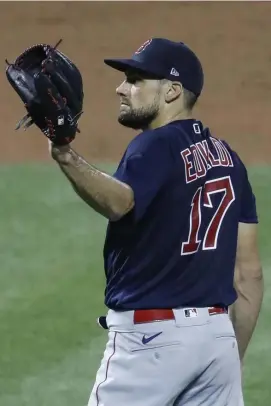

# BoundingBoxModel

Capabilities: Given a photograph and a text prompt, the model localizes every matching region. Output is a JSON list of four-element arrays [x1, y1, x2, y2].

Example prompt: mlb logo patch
[[184, 308, 198, 318], [57, 115, 65, 126]]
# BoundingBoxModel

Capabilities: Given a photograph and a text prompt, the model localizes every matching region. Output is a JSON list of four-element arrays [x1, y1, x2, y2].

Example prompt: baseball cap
[[104, 38, 204, 96]]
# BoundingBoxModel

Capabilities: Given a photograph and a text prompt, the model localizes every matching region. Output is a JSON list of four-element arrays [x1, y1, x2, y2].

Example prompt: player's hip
[[90, 307, 240, 406], [98, 306, 235, 339]]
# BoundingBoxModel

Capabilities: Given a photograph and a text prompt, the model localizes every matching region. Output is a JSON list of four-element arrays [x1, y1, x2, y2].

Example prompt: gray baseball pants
[[88, 307, 243, 406]]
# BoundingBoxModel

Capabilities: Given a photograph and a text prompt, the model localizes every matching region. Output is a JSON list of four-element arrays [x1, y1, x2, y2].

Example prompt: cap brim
[[104, 58, 146, 73], [103, 59, 164, 80]]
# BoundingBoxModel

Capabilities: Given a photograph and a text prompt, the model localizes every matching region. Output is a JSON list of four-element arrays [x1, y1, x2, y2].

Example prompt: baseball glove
[[5, 39, 84, 146]]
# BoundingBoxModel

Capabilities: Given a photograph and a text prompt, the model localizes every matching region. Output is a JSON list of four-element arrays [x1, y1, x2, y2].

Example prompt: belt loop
[[97, 316, 108, 329]]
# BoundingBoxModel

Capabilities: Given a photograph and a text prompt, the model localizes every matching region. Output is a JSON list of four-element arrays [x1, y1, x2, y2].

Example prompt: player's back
[[103, 119, 257, 310]]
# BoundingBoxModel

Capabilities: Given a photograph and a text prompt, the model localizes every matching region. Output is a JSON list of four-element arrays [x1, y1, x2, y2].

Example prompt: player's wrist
[[49, 140, 72, 164]]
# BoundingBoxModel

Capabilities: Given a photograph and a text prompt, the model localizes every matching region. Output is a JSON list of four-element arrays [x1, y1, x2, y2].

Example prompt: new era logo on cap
[[170, 67, 179, 76]]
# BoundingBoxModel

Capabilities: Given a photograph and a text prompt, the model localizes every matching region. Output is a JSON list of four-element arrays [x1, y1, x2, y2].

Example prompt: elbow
[[109, 189, 135, 222], [108, 212, 125, 222], [235, 260, 263, 285], [234, 262, 264, 300], [109, 199, 135, 222]]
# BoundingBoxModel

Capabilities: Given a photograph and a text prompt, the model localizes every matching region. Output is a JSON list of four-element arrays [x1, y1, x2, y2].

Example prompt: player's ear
[[164, 81, 182, 103]]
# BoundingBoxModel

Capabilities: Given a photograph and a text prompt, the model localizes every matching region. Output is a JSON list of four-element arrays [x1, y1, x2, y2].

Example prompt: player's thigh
[[88, 325, 199, 406], [174, 327, 242, 406]]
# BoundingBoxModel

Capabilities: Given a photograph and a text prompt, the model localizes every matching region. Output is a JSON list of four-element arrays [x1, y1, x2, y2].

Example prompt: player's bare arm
[[230, 222, 264, 362], [50, 143, 135, 221]]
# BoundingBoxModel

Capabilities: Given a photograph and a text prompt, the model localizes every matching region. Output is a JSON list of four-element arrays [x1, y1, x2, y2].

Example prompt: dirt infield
[[1, 1, 270, 165]]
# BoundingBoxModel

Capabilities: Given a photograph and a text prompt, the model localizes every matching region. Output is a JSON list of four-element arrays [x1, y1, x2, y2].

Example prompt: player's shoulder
[[212, 136, 251, 187], [125, 124, 175, 157], [165, 118, 214, 148], [215, 137, 247, 169], [126, 119, 196, 151]]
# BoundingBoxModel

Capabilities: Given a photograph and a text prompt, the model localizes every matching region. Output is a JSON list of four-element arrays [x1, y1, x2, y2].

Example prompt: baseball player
[[49, 38, 264, 405]]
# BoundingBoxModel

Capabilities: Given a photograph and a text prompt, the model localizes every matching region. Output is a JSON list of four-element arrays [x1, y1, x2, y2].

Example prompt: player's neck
[[147, 110, 194, 130]]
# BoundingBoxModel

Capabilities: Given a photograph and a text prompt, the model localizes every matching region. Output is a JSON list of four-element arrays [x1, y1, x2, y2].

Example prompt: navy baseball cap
[[104, 38, 204, 96]]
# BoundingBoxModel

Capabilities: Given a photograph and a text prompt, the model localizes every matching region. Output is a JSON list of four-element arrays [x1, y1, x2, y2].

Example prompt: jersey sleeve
[[113, 135, 173, 222], [239, 168, 258, 224]]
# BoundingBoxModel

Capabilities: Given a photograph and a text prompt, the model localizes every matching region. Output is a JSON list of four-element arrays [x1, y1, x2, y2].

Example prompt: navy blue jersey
[[103, 119, 258, 310]]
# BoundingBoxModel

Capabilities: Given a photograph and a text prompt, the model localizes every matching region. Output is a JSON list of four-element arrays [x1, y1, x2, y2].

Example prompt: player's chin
[[117, 112, 142, 130]]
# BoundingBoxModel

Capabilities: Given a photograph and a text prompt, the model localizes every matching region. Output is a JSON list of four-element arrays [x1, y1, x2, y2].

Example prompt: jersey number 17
[[181, 176, 235, 255]]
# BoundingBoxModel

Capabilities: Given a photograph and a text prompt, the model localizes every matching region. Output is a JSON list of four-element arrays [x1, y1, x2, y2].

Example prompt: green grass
[[0, 163, 270, 405]]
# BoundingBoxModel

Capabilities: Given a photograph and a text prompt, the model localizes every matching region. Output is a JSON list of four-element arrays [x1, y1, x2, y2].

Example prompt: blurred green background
[[0, 164, 269, 406]]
